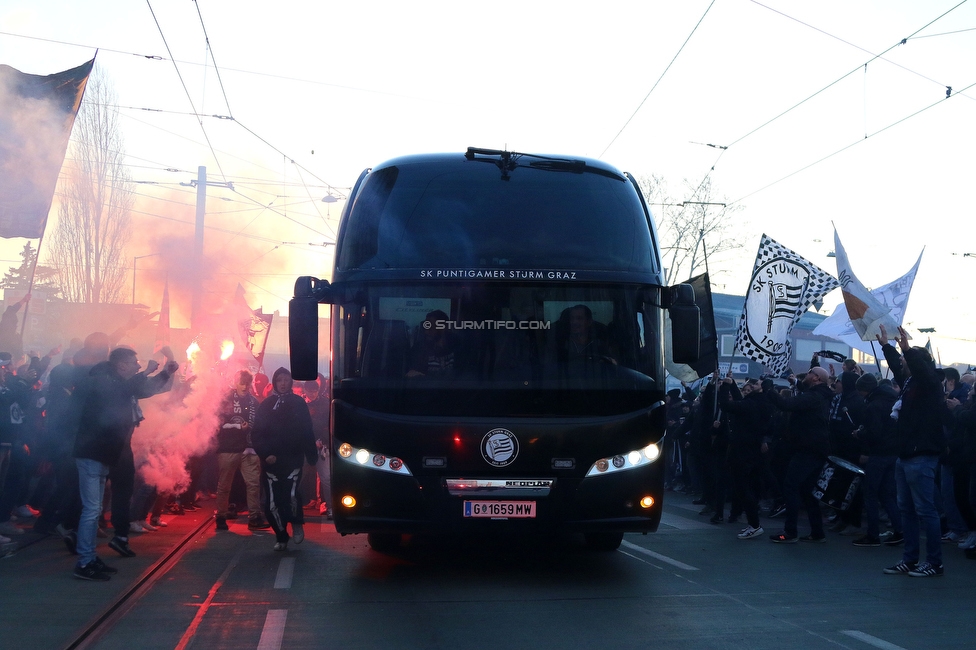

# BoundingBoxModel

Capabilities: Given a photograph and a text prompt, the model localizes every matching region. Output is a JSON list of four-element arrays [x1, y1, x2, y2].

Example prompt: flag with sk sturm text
[[0, 58, 95, 239], [735, 234, 840, 376], [813, 244, 922, 358]]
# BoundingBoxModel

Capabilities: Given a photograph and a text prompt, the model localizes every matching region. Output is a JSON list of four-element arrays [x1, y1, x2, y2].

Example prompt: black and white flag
[[734, 234, 840, 376]]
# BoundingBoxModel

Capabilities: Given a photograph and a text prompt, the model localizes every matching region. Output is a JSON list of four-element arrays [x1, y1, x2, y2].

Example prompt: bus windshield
[[333, 282, 665, 417], [336, 159, 658, 274]]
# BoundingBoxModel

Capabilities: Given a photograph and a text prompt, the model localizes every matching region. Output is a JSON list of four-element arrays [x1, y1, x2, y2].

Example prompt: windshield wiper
[[465, 147, 624, 181]]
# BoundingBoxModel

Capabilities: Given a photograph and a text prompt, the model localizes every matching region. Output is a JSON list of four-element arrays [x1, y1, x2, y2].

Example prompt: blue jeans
[[76, 458, 109, 567], [896, 455, 942, 566], [864, 456, 901, 539]]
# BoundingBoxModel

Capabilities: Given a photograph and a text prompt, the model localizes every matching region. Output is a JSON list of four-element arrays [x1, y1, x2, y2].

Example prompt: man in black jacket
[[879, 326, 946, 577], [252, 367, 317, 552], [766, 366, 833, 543], [721, 377, 772, 539], [72, 347, 177, 580], [851, 373, 903, 547]]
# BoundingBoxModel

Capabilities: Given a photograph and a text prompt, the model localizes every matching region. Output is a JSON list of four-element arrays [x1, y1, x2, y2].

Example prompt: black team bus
[[289, 148, 703, 551]]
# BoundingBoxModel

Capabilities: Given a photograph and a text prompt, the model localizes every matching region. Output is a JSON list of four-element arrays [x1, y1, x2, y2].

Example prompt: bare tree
[[49, 69, 132, 304], [637, 174, 745, 285]]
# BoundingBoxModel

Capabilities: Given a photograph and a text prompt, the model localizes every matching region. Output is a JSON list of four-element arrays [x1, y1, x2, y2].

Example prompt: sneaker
[[738, 526, 764, 540], [726, 515, 740, 524], [709, 513, 724, 524], [248, 516, 272, 530], [292, 523, 305, 544], [13, 505, 37, 520], [908, 562, 944, 577], [74, 562, 111, 581], [957, 531, 976, 550], [141, 520, 158, 532], [799, 535, 827, 543], [770, 532, 798, 543], [183, 503, 200, 512], [108, 536, 136, 557], [852, 535, 881, 547], [769, 504, 786, 518], [273, 541, 288, 552], [698, 506, 713, 516], [942, 531, 963, 543], [169, 504, 185, 515], [149, 516, 168, 527], [215, 516, 229, 531], [883, 561, 916, 575], [884, 532, 905, 546], [91, 556, 118, 574], [0, 521, 23, 536], [128, 521, 147, 534], [319, 502, 329, 516]]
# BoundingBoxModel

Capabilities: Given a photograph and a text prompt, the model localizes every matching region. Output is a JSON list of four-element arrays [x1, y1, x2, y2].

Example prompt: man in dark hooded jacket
[[879, 325, 947, 577], [765, 366, 833, 543], [252, 367, 317, 552]]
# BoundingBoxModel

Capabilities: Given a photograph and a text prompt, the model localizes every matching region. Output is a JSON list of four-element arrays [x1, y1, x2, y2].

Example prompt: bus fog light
[[643, 443, 660, 461], [628, 451, 641, 466], [640, 496, 655, 508], [612, 455, 625, 468], [339, 443, 353, 458], [341, 495, 356, 508], [372, 454, 386, 467], [389, 458, 403, 471], [356, 449, 370, 464], [596, 459, 609, 472]]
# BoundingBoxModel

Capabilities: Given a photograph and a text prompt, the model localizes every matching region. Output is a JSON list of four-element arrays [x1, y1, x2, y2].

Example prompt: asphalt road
[[3, 492, 975, 650]]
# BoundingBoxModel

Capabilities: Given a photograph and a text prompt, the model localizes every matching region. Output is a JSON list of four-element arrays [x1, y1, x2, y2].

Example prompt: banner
[[734, 234, 840, 376], [0, 58, 95, 239], [666, 272, 718, 381], [234, 284, 273, 367], [812, 250, 922, 358]]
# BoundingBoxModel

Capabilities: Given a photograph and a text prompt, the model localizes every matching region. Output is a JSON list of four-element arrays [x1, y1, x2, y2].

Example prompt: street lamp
[[132, 253, 162, 305]]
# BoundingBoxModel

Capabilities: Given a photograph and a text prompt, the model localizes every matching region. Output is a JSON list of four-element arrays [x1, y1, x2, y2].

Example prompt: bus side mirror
[[669, 283, 701, 364], [289, 276, 332, 381]]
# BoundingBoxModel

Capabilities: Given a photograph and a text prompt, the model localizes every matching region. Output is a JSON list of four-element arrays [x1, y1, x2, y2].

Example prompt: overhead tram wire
[[599, 0, 717, 158], [146, 0, 229, 183], [728, 78, 976, 206], [748, 0, 975, 103], [192, 0, 234, 119], [725, 0, 971, 150], [678, 1, 972, 211]]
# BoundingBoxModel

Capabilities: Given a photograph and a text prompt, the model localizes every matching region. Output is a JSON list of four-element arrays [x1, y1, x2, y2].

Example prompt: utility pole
[[181, 166, 233, 329]]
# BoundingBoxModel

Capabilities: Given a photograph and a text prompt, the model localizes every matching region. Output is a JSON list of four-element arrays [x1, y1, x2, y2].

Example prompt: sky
[[1, 0, 974, 364]]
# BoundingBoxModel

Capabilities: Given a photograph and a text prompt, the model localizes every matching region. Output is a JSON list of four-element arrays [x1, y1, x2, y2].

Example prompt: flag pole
[[18, 232, 47, 349]]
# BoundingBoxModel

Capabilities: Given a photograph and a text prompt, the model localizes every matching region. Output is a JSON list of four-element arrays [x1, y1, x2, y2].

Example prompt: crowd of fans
[[664, 327, 975, 577], [0, 321, 331, 581]]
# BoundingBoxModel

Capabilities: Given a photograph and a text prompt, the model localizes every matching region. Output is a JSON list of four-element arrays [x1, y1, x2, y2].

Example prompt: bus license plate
[[464, 501, 536, 519]]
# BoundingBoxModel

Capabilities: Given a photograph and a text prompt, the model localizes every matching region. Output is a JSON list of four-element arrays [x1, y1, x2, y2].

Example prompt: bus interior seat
[[361, 319, 409, 378]]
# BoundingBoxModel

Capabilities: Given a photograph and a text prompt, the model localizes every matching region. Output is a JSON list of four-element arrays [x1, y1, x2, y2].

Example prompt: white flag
[[833, 228, 901, 341], [735, 234, 840, 376], [813, 249, 922, 357]]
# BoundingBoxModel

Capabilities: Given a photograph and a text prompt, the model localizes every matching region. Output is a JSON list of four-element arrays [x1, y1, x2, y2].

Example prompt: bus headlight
[[336, 440, 413, 476], [585, 442, 662, 477]]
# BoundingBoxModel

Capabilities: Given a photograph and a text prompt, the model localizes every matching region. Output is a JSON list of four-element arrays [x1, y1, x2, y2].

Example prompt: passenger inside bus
[[406, 310, 457, 377], [554, 304, 615, 365]]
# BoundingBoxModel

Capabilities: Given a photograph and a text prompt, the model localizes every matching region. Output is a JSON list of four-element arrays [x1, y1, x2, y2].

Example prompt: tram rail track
[[63, 513, 215, 650]]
